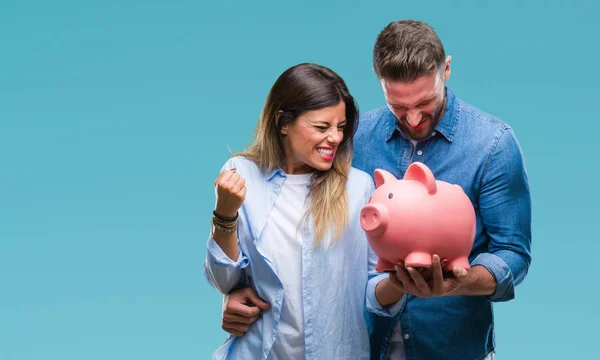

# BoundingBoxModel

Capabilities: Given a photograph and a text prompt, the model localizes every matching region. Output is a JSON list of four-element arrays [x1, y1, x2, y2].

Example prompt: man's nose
[[405, 110, 422, 127]]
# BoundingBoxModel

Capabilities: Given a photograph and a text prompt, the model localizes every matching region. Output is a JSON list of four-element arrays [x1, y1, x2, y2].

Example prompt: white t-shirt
[[387, 321, 406, 359], [260, 172, 312, 360]]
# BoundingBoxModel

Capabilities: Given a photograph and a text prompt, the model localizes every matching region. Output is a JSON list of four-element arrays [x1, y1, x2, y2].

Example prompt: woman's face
[[281, 101, 347, 174]]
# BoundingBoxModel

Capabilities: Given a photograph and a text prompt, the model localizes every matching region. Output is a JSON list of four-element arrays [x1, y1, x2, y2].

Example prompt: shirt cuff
[[471, 252, 515, 302], [366, 273, 405, 317], [206, 237, 249, 269]]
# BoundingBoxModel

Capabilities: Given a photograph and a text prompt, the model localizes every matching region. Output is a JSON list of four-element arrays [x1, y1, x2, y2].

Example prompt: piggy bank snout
[[360, 203, 389, 236]]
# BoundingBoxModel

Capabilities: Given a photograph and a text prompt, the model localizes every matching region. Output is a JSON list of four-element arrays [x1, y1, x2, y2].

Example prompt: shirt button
[[417, 150, 423, 156], [432, 131, 437, 136], [404, 333, 410, 340]]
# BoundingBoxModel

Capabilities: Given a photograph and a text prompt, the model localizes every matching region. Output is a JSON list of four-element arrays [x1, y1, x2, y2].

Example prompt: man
[[218, 20, 532, 360]]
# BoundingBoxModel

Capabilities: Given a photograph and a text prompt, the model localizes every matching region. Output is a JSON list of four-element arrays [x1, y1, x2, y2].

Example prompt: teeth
[[318, 148, 333, 156]]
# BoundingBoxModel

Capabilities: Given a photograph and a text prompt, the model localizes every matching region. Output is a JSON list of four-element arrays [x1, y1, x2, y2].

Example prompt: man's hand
[[389, 254, 469, 298], [222, 287, 270, 336]]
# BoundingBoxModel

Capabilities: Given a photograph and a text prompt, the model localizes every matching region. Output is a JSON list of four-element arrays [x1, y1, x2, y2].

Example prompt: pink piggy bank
[[360, 162, 476, 272]]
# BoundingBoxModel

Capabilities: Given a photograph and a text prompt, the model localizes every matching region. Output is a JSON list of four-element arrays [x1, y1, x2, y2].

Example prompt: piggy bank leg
[[375, 258, 398, 272], [445, 256, 471, 271], [404, 251, 432, 268]]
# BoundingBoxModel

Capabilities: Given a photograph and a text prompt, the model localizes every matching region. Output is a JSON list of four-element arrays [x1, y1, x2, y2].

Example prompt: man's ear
[[443, 55, 452, 82]]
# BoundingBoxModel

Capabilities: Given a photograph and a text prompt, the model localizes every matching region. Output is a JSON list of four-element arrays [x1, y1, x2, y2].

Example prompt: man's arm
[[392, 127, 531, 299], [220, 287, 270, 336], [470, 126, 532, 301]]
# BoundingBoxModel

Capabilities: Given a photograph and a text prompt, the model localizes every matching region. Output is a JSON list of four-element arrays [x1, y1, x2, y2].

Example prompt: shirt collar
[[265, 168, 283, 181], [433, 87, 458, 142], [265, 168, 311, 187]]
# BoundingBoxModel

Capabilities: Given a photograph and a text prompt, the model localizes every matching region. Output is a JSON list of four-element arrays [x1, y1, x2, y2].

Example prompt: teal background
[[1, 1, 597, 359]]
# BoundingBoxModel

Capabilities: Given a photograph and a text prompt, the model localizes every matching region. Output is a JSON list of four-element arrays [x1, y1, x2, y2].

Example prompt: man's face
[[380, 61, 450, 141]]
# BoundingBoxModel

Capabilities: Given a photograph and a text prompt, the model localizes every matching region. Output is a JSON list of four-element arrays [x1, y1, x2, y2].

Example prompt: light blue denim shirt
[[354, 87, 532, 360], [203, 156, 401, 360]]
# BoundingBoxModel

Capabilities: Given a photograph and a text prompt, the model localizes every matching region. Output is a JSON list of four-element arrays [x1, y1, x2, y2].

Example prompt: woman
[[203, 63, 404, 360]]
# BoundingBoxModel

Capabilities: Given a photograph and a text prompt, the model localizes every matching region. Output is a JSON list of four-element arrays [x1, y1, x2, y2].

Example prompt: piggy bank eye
[[388, 193, 393, 199]]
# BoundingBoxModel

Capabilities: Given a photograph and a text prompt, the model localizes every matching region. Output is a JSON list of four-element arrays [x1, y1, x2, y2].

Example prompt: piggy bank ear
[[404, 162, 437, 194], [374, 169, 397, 188]]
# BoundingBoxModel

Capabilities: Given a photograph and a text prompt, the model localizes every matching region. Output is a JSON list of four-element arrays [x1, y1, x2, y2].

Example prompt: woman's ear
[[275, 110, 287, 135]]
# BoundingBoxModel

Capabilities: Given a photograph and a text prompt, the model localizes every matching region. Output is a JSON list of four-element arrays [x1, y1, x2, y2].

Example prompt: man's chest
[[353, 137, 484, 205]]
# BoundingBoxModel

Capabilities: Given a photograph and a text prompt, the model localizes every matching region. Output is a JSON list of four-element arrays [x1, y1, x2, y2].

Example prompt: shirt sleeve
[[363, 177, 405, 317], [203, 235, 250, 294], [202, 158, 250, 294], [474, 127, 532, 302]]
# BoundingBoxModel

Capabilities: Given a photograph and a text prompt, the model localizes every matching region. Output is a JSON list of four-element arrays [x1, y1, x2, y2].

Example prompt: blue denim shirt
[[353, 87, 532, 360], [203, 157, 397, 360]]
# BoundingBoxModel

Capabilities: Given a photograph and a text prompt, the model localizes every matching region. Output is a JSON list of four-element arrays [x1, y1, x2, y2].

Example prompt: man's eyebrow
[[388, 102, 407, 108], [418, 95, 437, 104], [389, 95, 438, 108]]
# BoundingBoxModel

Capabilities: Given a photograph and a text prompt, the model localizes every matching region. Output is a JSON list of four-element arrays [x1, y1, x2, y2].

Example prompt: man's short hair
[[373, 20, 446, 82]]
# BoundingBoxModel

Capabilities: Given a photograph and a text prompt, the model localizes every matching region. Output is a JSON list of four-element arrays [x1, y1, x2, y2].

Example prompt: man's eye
[[315, 126, 328, 130]]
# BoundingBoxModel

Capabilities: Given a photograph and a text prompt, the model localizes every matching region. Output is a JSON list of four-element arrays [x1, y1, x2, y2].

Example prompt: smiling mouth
[[407, 118, 430, 131], [317, 148, 334, 157]]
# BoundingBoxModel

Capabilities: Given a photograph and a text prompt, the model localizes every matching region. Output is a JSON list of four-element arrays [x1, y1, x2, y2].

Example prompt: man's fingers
[[453, 266, 468, 279], [244, 289, 271, 310], [395, 266, 418, 294], [407, 267, 431, 296], [223, 312, 259, 325], [388, 271, 405, 291], [226, 300, 261, 317], [222, 324, 246, 337], [442, 259, 449, 271], [432, 255, 445, 295]]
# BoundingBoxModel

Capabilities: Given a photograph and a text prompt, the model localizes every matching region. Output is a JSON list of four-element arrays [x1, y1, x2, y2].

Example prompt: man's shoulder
[[455, 97, 512, 134], [359, 106, 389, 121], [355, 106, 390, 147], [357, 106, 389, 132], [452, 96, 524, 162]]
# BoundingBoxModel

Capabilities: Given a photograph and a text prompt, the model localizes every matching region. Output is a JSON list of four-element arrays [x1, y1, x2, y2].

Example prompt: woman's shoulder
[[348, 167, 375, 189], [347, 167, 376, 205], [220, 156, 262, 177]]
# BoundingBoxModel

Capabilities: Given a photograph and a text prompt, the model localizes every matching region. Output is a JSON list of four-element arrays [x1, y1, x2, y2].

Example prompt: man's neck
[[434, 92, 448, 126]]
